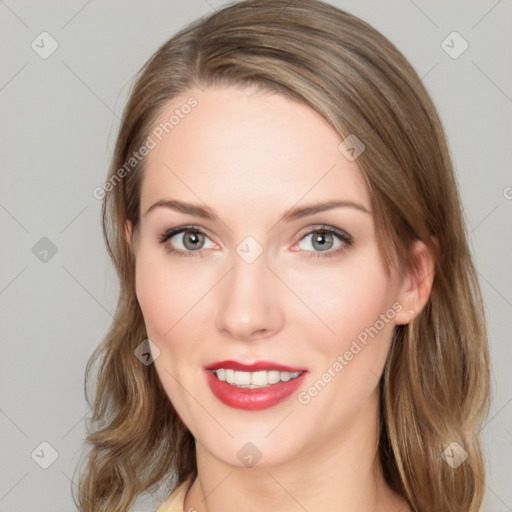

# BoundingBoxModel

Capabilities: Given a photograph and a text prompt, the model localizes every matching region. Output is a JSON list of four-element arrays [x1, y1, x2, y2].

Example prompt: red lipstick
[[205, 360, 305, 372], [204, 360, 308, 411]]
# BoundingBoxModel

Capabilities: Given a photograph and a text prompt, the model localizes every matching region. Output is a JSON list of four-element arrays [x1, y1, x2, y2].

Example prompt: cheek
[[134, 248, 206, 404], [292, 249, 395, 344], [292, 255, 397, 432], [134, 246, 200, 340], [135, 253, 171, 337], [134, 245, 222, 383]]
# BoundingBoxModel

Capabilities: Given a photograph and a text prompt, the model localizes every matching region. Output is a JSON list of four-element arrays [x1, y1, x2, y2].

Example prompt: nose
[[215, 251, 284, 342]]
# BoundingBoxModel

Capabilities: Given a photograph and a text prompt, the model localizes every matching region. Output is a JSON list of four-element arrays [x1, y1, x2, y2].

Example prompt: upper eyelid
[[296, 224, 351, 238]]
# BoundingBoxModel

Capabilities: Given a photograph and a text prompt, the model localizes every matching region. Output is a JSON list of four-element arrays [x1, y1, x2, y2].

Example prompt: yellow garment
[[156, 478, 191, 512]]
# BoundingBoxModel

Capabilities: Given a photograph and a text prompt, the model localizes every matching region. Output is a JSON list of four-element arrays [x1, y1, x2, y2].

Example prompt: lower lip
[[204, 370, 308, 411]]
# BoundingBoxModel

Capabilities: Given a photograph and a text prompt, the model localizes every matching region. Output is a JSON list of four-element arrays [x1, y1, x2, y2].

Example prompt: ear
[[394, 239, 436, 326], [124, 220, 135, 250]]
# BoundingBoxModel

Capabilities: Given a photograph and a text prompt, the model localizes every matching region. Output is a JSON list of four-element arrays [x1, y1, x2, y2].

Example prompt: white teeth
[[234, 371, 251, 386], [267, 371, 281, 384], [251, 371, 268, 386], [225, 369, 235, 384], [213, 369, 302, 388], [279, 371, 291, 382]]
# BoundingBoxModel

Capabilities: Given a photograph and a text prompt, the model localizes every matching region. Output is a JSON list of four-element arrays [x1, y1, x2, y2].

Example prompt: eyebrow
[[143, 198, 371, 222]]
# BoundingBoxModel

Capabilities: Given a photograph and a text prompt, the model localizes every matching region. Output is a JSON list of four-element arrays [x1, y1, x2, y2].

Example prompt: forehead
[[140, 86, 370, 216]]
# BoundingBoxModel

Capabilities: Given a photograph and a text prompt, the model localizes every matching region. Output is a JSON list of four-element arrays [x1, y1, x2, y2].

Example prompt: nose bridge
[[215, 246, 283, 339]]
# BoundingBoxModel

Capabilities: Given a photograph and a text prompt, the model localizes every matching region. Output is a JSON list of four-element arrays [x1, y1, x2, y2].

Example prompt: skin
[[125, 85, 434, 512]]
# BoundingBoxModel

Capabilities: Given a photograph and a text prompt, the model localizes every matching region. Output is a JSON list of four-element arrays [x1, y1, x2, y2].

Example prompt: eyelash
[[158, 224, 353, 259]]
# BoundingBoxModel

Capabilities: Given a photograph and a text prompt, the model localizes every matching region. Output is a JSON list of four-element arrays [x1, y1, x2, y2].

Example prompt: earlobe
[[394, 239, 436, 325]]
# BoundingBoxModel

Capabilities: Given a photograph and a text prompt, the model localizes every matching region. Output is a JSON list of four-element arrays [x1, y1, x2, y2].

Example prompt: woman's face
[[128, 85, 413, 468]]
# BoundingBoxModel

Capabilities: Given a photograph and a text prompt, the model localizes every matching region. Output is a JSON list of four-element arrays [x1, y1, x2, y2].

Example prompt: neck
[[183, 391, 409, 512]]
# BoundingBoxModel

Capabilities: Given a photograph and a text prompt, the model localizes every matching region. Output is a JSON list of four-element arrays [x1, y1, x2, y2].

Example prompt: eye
[[158, 225, 216, 258], [158, 224, 353, 259], [294, 225, 353, 259]]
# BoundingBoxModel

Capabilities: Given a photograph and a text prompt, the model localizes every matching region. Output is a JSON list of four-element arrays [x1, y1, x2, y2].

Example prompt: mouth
[[209, 368, 304, 388], [204, 360, 308, 410]]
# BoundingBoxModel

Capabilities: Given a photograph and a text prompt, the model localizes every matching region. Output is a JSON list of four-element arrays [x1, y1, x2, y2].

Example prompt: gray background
[[0, 0, 511, 510]]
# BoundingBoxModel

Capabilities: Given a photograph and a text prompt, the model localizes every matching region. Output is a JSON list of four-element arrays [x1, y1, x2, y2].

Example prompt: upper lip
[[205, 360, 306, 372]]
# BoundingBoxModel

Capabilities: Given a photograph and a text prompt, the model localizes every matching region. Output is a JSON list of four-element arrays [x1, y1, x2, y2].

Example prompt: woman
[[75, 1, 491, 511]]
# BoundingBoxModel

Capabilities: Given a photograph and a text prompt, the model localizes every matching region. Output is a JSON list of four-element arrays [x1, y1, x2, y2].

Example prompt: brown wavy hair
[[73, 1, 491, 510]]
